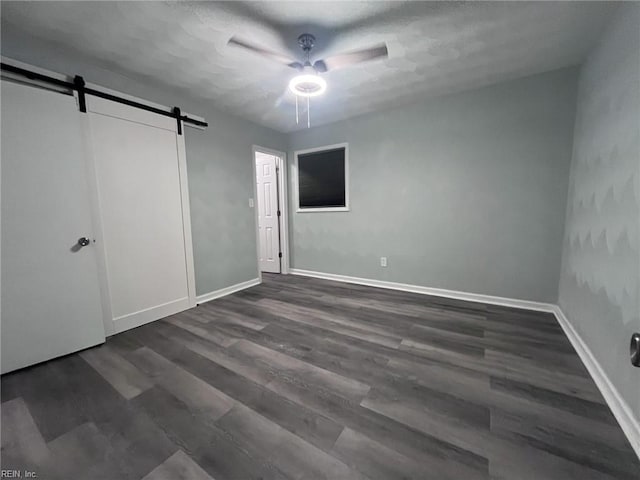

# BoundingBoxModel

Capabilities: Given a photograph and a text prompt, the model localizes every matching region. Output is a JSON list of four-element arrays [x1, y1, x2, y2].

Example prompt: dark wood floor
[[2, 273, 638, 479]]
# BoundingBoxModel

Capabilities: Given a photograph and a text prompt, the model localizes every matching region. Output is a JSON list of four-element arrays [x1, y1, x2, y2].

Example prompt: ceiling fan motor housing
[[298, 34, 316, 53]]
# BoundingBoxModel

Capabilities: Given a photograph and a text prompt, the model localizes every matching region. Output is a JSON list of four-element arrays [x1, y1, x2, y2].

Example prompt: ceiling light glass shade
[[288, 74, 327, 97]]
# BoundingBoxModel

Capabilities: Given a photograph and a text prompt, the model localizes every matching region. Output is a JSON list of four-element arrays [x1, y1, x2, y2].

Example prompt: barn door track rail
[[1, 62, 207, 133]]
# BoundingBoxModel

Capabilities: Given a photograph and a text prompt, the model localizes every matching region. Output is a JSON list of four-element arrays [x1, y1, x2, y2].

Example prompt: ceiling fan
[[228, 33, 388, 127], [228, 33, 387, 72], [227, 33, 388, 97]]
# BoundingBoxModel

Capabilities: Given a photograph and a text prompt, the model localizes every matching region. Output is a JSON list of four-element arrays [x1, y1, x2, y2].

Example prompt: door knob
[[77, 237, 91, 247], [631, 333, 640, 367]]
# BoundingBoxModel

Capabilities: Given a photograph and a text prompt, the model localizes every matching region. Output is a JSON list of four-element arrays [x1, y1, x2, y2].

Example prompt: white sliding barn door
[[256, 153, 281, 273], [87, 97, 195, 334], [1, 80, 106, 373]]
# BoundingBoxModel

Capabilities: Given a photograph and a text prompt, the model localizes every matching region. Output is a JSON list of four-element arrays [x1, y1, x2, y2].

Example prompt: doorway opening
[[253, 146, 289, 276]]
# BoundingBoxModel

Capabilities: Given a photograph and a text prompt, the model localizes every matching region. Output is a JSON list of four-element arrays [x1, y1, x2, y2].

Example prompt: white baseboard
[[289, 268, 555, 313], [113, 297, 192, 335], [552, 306, 640, 459], [196, 278, 261, 305]]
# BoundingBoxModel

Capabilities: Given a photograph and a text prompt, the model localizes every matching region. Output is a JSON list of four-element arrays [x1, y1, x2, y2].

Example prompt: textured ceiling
[[1, 1, 617, 132]]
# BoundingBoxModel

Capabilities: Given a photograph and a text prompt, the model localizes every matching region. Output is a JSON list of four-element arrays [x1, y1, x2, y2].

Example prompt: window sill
[[296, 207, 350, 213]]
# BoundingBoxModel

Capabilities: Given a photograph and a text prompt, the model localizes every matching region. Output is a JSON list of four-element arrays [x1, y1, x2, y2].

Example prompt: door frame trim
[[253, 145, 290, 278]]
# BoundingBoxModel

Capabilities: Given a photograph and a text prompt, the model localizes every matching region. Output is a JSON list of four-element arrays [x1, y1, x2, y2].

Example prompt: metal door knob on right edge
[[631, 333, 640, 367]]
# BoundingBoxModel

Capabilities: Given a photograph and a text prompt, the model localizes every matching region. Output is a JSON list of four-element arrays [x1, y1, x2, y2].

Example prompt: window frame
[[294, 142, 350, 213]]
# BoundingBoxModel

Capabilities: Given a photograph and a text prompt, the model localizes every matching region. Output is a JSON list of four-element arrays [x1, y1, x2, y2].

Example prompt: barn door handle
[[77, 237, 91, 247], [631, 333, 640, 367]]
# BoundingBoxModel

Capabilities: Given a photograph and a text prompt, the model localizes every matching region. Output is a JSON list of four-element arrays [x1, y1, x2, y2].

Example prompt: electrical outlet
[[380, 257, 387, 267], [249, 198, 254, 208]]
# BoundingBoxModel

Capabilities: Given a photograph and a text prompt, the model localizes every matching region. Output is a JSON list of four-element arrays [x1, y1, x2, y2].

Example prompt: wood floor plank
[[132, 386, 289, 480], [127, 347, 235, 420], [484, 349, 603, 402], [1, 397, 50, 467], [372, 380, 491, 431], [360, 387, 492, 457], [488, 442, 623, 480], [229, 339, 372, 401], [142, 320, 273, 386], [385, 355, 491, 402], [196, 304, 271, 331], [170, 344, 345, 452], [259, 321, 391, 369], [400, 338, 482, 362], [182, 336, 273, 386], [489, 376, 615, 424], [80, 344, 154, 400], [141, 450, 213, 480], [45, 422, 126, 480], [491, 409, 640, 479], [264, 374, 489, 479], [90, 400, 179, 480], [384, 355, 627, 447], [165, 314, 239, 347], [203, 320, 392, 389], [405, 325, 486, 358], [216, 403, 367, 480], [5, 355, 126, 442], [332, 426, 442, 480], [256, 298, 403, 348]]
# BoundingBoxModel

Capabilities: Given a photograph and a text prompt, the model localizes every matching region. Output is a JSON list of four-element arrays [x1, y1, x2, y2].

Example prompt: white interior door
[[256, 152, 281, 273], [87, 97, 196, 334], [1, 80, 106, 374]]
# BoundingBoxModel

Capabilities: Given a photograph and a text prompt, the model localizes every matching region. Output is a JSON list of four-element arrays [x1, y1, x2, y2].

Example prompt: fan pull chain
[[307, 96, 310, 128], [295, 95, 299, 124]]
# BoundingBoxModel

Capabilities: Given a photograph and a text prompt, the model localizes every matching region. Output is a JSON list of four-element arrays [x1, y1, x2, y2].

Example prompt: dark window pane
[[298, 147, 346, 208]]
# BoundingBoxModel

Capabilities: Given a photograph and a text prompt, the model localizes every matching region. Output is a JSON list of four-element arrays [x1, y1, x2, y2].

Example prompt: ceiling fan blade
[[228, 36, 302, 70], [314, 43, 388, 72]]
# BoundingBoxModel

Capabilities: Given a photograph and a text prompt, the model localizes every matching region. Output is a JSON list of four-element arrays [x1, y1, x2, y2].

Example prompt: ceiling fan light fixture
[[288, 73, 327, 97]]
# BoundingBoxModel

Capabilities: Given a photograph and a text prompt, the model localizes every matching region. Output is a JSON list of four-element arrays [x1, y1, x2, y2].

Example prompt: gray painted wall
[[558, 5, 640, 423], [288, 68, 578, 302], [1, 30, 287, 296], [184, 117, 286, 294]]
